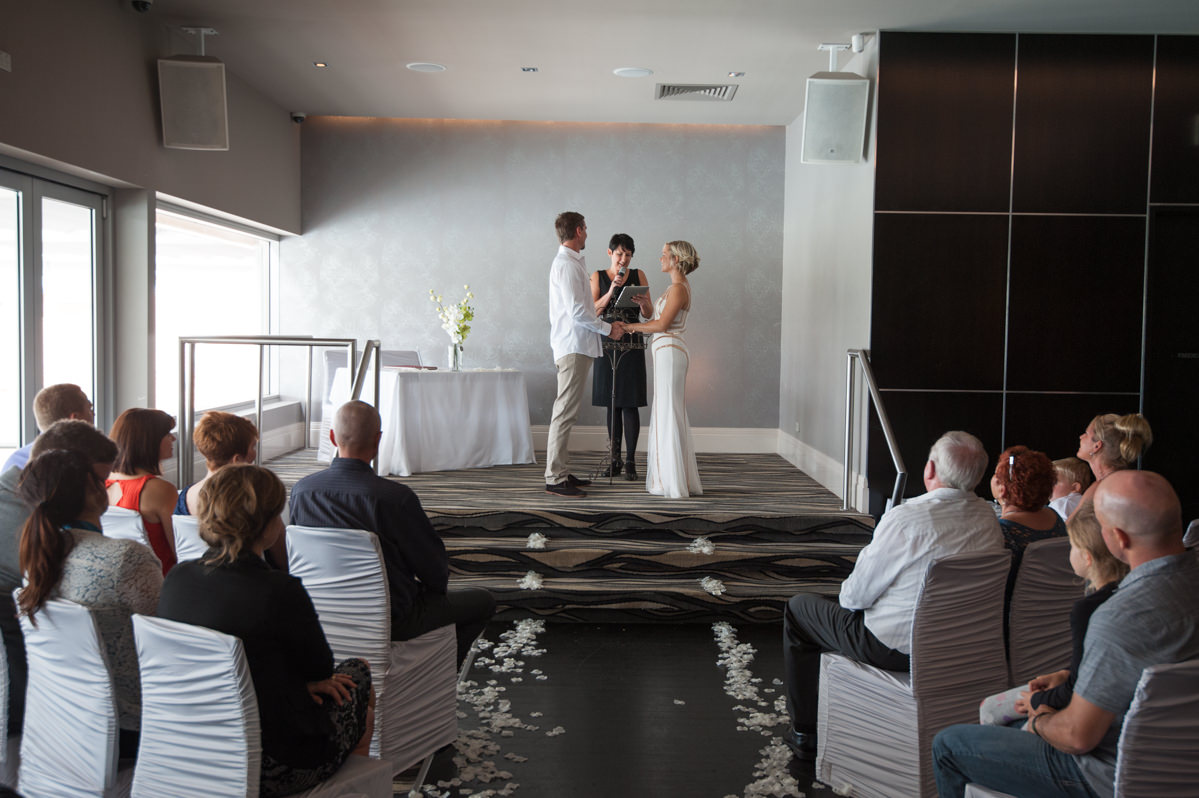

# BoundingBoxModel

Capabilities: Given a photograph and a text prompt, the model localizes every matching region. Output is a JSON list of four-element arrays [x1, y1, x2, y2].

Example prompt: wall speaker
[[158, 56, 229, 151], [801, 72, 870, 165]]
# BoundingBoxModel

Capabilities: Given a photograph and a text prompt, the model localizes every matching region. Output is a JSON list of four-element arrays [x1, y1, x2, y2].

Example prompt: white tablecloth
[[329, 368, 536, 476]]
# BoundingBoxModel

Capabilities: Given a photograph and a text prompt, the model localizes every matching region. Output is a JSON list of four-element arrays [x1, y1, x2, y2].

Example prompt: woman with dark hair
[[106, 408, 178, 574], [158, 464, 373, 797], [989, 445, 1066, 606], [17, 448, 163, 748], [589, 233, 648, 479]]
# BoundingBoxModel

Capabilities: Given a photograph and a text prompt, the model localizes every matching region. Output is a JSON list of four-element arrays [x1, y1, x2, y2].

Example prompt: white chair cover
[[963, 785, 1011, 798], [816, 550, 1012, 798], [1184, 519, 1198, 549], [18, 596, 129, 798], [171, 514, 208, 563], [101, 507, 150, 550], [132, 615, 394, 798], [1113, 658, 1199, 797], [1007, 537, 1084, 684], [286, 525, 458, 773]]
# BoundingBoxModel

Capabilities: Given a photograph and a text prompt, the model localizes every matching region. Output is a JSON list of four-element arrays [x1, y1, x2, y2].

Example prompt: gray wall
[[778, 44, 879, 495], [282, 118, 785, 428], [1, 0, 301, 234]]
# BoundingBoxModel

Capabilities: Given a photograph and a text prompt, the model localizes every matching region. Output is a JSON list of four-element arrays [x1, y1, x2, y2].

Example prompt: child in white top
[[1047, 456, 1092, 521]]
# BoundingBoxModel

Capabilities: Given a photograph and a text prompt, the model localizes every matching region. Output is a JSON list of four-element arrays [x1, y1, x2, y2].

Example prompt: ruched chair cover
[[964, 658, 1199, 798], [286, 525, 458, 774], [17, 596, 131, 798], [171, 514, 208, 563], [100, 507, 151, 550], [1007, 537, 1085, 685], [816, 550, 1012, 798], [131, 614, 394, 798]]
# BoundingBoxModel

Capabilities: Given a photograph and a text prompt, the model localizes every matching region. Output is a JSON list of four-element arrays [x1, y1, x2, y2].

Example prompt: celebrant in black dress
[[589, 233, 648, 479]]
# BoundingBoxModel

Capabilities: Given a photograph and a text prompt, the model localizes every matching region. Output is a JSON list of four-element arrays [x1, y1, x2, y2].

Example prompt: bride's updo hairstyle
[[198, 464, 286, 565], [1089, 413, 1153, 469], [667, 240, 700, 276]]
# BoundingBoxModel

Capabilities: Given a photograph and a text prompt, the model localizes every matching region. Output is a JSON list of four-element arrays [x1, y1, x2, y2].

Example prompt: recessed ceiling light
[[521, 66, 539, 73], [313, 61, 328, 68], [728, 71, 745, 78], [406, 62, 447, 73], [613, 67, 653, 78]]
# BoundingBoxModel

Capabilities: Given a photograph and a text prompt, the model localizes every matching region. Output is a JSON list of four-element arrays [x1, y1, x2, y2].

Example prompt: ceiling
[[153, 0, 1199, 126]]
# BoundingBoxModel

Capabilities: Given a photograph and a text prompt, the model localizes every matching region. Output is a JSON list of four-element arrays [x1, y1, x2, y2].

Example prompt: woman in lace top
[[18, 449, 163, 736]]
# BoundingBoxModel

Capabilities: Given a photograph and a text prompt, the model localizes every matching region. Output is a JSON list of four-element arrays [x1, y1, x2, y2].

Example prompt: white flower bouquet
[[429, 285, 475, 345]]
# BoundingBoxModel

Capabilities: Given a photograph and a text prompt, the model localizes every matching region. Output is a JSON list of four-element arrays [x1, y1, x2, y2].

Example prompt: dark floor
[[404, 621, 837, 798]]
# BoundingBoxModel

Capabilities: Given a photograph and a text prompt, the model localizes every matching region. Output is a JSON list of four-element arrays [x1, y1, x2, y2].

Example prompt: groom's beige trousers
[[544, 352, 591, 484]]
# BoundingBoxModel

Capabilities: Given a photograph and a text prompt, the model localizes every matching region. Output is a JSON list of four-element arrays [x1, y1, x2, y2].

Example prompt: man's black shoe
[[566, 473, 591, 487], [546, 480, 586, 497], [783, 728, 817, 762]]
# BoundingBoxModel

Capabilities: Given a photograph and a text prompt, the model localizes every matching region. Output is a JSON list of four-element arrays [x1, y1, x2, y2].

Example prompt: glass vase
[[447, 343, 463, 371]]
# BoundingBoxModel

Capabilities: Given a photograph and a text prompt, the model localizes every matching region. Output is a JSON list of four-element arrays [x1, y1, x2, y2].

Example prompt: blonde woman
[[1073, 412, 1153, 515], [628, 241, 703, 498]]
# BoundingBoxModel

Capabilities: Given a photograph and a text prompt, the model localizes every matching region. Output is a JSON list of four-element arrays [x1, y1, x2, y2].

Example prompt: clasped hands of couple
[[1013, 668, 1071, 728], [606, 291, 654, 339]]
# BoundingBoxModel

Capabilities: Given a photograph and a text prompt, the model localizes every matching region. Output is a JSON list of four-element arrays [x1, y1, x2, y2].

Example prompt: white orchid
[[430, 284, 475, 345]]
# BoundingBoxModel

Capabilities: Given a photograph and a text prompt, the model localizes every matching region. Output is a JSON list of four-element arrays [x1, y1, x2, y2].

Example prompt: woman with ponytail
[[18, 448, 163, 744]]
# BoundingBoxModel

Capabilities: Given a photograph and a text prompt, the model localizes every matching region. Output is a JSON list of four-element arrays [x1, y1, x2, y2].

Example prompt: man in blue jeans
[[933, 470, 1199, 797]]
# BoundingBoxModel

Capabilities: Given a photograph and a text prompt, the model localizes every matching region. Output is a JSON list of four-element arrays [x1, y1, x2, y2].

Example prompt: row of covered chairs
[[1, 523, 459, 797], [814, 545, 1199, 797]]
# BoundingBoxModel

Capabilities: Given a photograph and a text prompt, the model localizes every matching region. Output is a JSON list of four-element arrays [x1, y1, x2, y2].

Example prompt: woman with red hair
[[990, 445, 1065, 608]]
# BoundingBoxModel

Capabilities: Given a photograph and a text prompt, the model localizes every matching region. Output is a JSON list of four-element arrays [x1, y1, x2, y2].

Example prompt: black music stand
[[590, 300, 646, 484]]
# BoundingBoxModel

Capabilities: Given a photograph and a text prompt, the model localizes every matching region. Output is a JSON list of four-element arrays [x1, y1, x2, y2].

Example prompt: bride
[[627, 241, 703, 498]]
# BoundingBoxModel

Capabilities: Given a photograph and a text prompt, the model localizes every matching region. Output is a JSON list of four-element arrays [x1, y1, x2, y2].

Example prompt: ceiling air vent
[[655, 83, 738, 102]]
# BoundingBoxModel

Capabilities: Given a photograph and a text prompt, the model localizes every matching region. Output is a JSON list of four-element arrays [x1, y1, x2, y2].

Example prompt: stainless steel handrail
[[843, 349, 907, 511], [177, 335, 367, 486]]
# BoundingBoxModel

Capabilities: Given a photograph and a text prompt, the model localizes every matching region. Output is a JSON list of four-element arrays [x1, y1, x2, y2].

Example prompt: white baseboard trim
[[774, 431, 867, 511], [529, 425, 779, 454]]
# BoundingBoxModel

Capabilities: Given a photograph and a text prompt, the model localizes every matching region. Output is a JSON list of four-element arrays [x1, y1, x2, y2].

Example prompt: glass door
[[0, 167, 104, 453]]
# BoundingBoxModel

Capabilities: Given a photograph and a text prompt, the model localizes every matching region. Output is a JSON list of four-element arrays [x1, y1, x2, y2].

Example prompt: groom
[[545, 211, 624, 498]]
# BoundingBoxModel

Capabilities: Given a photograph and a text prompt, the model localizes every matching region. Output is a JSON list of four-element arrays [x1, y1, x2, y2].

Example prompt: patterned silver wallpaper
[[281, 117, 784, 428]]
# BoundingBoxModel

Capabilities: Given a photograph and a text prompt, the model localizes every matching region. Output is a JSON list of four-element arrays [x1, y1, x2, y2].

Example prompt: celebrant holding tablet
[[626, 240, 703, 499], [590, 233, 648, 480]]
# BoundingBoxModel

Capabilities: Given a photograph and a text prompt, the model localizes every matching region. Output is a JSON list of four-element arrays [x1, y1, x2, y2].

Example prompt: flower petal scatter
[[525, 533, 548, 550], [700, 576, 726, 596], [429, 284, 475, 345], [711, 622, 803, 798], [688, 536, 715, 555], [517, 571, 543, 590]]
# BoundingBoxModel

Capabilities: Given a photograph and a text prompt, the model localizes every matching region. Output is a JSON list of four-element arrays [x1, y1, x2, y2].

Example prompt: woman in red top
[[106, 408, 178, 574]]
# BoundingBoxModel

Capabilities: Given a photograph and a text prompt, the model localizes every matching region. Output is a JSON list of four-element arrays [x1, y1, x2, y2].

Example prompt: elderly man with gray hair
[[782, 430, 1003, 761]]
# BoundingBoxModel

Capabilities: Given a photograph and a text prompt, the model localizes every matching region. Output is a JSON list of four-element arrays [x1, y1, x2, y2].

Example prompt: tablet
[[613, 285, 649, 309]]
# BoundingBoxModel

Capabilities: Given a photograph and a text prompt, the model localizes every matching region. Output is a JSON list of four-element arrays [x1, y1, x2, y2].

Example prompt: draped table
[[330, 367, 536, 476]]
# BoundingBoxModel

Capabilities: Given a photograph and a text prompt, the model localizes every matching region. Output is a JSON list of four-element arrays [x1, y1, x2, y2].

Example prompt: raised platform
[[269, 450, 874, 623]]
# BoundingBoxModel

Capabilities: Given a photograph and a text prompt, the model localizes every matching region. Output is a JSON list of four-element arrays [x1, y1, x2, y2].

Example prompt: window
[[0, 166, 105, 454], [154, 208, 278, 415]]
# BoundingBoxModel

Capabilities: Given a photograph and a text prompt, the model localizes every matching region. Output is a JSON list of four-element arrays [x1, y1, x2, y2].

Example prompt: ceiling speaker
[[158, 56, 229, 151], [801, 72, 870, 165]]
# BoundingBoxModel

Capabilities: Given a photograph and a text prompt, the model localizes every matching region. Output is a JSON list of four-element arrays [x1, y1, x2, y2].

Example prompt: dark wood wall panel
[[875, 32, 1016, 212], [1151, 37, 1199, 204], [1143, 208, 1199, 521], [870, 213, 1008, 390], [868, 392, 1003, 508], [1012, 35, 1154, 214], [1004, 393, 1140, 464], [1006, 215, 1146, 393]]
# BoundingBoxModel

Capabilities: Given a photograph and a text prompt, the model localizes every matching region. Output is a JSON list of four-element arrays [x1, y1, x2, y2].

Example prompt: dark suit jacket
[[158, 552, 337, 767], [288, 457, 449, 631]]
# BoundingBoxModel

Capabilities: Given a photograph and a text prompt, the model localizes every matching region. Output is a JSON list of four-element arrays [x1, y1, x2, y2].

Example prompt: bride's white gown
[[645, 291, 702, 498]]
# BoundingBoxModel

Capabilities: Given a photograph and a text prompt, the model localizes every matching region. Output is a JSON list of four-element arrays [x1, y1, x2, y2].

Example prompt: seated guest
[[1048, 456, 1092, 521], [106, 408, 178, 574], [782, 430, 1002, 761], [990, 446, 1066, 608], [2, 383, 94, 473], [158, 465, 373, 797], [977, 502, 1128, 727], [17, 447, 163, 753], [934, 470, 1199, 797], [0, 420, 120, 738], [176, 410, 258, 516], [290, 400, 495, 668], [1074, 412, 1152, 512]]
